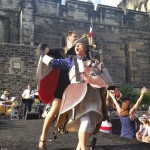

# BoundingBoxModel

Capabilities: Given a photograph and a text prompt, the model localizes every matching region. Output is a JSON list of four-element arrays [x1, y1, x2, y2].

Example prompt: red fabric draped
[[38, 69, 60, 104]]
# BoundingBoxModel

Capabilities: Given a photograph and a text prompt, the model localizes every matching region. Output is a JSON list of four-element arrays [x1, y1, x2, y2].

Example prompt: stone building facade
[[118, 0, 150, 13], [0, 0, 150, 94]]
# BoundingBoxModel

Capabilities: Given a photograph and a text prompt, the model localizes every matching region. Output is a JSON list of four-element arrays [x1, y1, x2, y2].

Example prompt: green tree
[[119, 84, 150, 105], [141, 92, 150, 105], [119, 84, 138, 103]]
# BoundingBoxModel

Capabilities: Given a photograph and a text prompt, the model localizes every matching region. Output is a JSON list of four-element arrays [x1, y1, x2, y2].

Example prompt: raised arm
[[109, 90, 121, 115], [130, 87, 147, 117]]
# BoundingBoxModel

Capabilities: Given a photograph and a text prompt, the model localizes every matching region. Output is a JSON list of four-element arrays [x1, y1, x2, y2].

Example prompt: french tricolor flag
[[89, 19, 93, 37]]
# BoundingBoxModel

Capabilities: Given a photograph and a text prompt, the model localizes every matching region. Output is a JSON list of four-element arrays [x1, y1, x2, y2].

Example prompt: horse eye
[[91, 73, 97, 76]]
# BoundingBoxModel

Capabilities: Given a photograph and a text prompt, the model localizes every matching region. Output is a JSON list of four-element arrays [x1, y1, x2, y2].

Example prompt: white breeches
[[79, 112, 97, 133]]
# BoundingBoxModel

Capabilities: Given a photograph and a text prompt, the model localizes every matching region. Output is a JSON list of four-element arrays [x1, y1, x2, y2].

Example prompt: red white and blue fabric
[[99, 120, 112, 134], [36, 56, 60, 104], [47, 56, 107, 88]]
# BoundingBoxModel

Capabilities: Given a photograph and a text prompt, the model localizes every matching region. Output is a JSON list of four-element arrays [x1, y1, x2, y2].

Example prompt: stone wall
[[34, 1, 150, 87], [0, 43, 38, 94], [0, 0, 150, 95], [0, 0, 20, 44], [119, 0, 150, 13]]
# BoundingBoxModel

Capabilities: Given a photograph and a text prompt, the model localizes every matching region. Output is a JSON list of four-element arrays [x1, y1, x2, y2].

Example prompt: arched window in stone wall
[[7, 0, 13, 4], [0, 16, 10, 43]]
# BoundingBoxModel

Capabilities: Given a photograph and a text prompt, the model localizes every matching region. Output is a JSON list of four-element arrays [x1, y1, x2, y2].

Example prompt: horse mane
[[47, 48, 65, 59]]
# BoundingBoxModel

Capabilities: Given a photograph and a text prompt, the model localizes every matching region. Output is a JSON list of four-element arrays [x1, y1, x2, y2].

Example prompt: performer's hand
[[42, 55, 53, 66], [84, 60, 92, 67], [91, 60, 100, 67]]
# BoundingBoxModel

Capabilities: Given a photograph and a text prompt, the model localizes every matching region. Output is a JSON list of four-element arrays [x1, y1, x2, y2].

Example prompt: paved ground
[[0, 118, 150, 150]]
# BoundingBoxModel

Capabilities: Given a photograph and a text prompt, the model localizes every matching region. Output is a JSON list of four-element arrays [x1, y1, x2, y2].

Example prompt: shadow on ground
[[0, 119, 150, 150]]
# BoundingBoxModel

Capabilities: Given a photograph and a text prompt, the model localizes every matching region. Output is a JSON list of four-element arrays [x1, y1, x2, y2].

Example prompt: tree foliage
[[118, 84, 150, 105]]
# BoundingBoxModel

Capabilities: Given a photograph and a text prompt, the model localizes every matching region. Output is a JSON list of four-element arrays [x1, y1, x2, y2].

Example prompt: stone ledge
[[0, 8, 19, 13], [0, 43, 37, 48]]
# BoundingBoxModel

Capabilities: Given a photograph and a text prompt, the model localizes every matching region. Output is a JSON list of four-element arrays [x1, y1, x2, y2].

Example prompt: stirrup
[[39, 139, 47, 150]]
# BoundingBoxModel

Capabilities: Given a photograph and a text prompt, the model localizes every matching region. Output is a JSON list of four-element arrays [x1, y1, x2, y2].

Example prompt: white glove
[[42, 55, 53, 66]]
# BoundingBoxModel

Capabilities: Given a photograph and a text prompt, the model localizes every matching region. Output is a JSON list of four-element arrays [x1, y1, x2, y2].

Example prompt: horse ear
[[47, 48, 64, 59]]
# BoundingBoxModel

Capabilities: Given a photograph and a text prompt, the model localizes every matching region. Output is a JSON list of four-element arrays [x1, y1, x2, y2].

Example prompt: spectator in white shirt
[[22, 84, 34, 118], [1, 90, 9, 101], [22, 84, 34, 99]]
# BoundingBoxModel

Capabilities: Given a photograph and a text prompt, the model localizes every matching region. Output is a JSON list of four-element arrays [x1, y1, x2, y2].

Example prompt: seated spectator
[[136, 114, 148, 141], [1, 90, 9, 101], [142, 116, 150, 143]]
